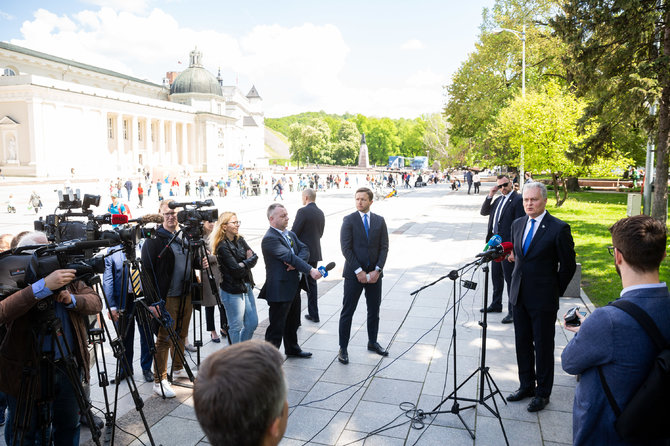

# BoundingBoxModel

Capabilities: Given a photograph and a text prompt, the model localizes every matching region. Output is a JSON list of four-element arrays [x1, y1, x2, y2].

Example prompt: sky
[[0, 0, 495, 119]]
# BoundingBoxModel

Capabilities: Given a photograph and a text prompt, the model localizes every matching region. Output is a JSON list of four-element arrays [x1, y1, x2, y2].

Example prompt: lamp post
[[494, 24, 526, 185]]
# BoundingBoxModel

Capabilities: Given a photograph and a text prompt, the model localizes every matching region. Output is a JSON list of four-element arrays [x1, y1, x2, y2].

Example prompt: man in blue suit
[[506, 182, 576, 412], [103, 245, 154, 383], [338, 187, 389, 364], [562, 215, 669, 445], [261, 203, 322, 357]]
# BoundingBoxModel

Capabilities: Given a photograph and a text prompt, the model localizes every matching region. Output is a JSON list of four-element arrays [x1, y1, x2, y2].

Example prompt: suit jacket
[[480, 190, 525, 242], [291, 202, 325, 263], [340, 211, 389, 280], [509, 212, 576, 310], [103, 246, 128, 311], [260, 227, 312, 303]]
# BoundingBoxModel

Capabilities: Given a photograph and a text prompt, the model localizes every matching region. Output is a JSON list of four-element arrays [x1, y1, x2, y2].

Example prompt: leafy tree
[[333, 120, 361, 165], [287, 119, 331, 167], [397, 118, 426, 157], [366, 118, 401, 165], [423, 113, 451, 166]]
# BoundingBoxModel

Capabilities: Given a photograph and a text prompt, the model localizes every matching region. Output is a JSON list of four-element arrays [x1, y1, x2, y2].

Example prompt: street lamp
[[494, 24, 526, 185]]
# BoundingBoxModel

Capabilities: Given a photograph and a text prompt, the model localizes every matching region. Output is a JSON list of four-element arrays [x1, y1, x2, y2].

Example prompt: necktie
[[363, 214, 369, 239], [523, 219, 536, 255], [283, 232, 294, 253], [493, 196, 506, 234]]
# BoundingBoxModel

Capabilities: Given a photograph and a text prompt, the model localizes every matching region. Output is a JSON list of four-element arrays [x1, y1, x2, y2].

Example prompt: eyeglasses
[[228, 221, 241, 226], [607, 246, 623, 256]]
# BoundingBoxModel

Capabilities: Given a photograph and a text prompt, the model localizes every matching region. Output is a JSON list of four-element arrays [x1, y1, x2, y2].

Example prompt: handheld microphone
[[483, 234, 502, 251], [494, 242, 513, 262], [317, 261, 336, 278]]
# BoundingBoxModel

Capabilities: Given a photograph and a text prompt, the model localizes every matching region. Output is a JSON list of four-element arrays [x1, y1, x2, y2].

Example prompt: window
[[138, 121, 143, 142], [123, 120, 129, 140], [151, 122, 155, 142], [108, 117, 114, 139]]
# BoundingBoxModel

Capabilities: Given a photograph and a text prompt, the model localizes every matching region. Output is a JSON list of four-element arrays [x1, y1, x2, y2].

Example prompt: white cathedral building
[[0, 41, 266, 177]]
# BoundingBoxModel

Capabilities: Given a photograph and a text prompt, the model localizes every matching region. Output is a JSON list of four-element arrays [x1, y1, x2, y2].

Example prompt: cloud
[[81, 0, 152, 14], [400, 39, 424, 50], [0, 10, 15, 20]]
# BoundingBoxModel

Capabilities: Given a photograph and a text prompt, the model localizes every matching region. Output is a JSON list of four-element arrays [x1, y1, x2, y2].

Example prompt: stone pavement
[[0, 179, 591, 445]]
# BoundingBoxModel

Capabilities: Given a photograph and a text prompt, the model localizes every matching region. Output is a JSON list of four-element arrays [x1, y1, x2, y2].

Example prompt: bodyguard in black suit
[[291, 188, 326, 322], [506, 182, 576, 412], [480, 174, 525, 322], [338, 187, 389, 364], [261, 203, 322, 357]]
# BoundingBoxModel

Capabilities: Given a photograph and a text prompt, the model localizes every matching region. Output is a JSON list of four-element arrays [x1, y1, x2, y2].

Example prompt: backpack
[[598, 299, 670, 443]]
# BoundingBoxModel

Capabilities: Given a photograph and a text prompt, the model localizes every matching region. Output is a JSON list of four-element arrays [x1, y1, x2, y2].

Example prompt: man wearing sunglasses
[[480, 174, 525, 323]]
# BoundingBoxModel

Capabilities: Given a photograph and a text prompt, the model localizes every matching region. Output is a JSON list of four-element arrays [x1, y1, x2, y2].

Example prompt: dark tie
[[363, 214, 369, 239], [523, 219, 536, 255], [493, 196, 506, 234]]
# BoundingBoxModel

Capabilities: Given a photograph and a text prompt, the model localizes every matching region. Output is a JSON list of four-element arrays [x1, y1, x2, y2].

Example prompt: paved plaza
[[0, 177, 591, 445]]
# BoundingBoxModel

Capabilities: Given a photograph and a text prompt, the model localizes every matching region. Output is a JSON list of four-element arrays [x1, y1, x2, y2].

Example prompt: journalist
[[0, 232, 103, 445]]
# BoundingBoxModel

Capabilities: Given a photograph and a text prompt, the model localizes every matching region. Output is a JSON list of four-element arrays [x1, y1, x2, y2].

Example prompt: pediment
[[0, 116, 19, 126]]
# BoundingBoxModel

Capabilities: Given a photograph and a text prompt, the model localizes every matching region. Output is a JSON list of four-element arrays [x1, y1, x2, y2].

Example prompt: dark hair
[[193, 340, 286, 446], [610, 215, 667, 273], [355, 187, 373, 200], [497, 174, 510, 181]]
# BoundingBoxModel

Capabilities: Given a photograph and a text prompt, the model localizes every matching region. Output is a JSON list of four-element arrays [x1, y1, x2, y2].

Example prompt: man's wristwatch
[[375, 267, 382, 273]]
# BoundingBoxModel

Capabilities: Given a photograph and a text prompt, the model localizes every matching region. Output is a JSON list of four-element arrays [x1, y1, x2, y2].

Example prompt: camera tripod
[[411, 258, 509, 445]]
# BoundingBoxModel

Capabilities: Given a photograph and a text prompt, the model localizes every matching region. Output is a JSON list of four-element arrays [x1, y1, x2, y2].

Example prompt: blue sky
[[0, 0, 495, 118]]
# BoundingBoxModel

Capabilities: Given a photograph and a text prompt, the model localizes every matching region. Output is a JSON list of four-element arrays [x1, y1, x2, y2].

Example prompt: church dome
[[170, 48, 222, 96]]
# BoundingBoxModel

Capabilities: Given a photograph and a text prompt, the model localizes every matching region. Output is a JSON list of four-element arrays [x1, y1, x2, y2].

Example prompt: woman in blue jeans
[[210, 211, 259, 343]]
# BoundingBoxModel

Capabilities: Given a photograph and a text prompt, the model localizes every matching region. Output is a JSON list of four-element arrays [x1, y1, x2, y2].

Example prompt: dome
[[170, 48, 222, 96]]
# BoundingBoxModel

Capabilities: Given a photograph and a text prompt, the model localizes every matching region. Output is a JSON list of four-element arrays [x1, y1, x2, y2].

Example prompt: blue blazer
[[340, 211, 389, 280], [509, 212, 576, 310], [103, 246, 127, 311], [260, 227, 312, 303], [562, 286, 670, 445]]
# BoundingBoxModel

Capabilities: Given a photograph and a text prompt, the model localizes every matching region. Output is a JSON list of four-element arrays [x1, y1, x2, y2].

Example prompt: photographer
[[0, 232, 103, 445], [141, 199, 208, 399]]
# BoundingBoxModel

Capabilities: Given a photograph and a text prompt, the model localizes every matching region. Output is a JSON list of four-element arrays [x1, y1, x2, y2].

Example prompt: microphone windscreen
[[325, 262, 336, 271], [141, 214, 164, 224], [111, 214, 128, 225], [500, 242, 513, 252], [168, 201, 180, 209]]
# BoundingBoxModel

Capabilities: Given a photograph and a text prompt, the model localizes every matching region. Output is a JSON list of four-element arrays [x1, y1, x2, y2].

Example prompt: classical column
[[131, 115, 139, 172], [115, 114, 123, 171], [180, 122, 188, 166], [157, 119, 165, 165], [170, 120, 177, 166]]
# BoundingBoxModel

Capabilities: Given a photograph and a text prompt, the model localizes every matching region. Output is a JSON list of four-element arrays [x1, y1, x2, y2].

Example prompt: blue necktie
[[523, 219, 536, 255], [363, 214, 369, 239]]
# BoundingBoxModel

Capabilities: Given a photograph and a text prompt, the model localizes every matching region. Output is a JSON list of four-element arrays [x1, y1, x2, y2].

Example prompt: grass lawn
[[547, 191, 670, 307]]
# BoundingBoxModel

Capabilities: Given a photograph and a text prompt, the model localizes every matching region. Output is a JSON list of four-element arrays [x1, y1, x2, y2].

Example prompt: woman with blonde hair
[[210, 212, 258, 343]]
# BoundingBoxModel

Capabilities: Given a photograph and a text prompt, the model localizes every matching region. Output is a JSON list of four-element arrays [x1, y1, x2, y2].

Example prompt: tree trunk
[[653, 12, 670, 223], [551, 173, 563, 206]]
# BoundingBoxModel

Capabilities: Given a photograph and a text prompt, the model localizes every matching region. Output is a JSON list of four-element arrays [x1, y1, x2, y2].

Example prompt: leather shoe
[[507, 387, 535, 402], [142, 369, 154, 383], [338, 348, 349, 364], [304, 314, 320, 323], [367, 342, 389, 357], [285, 350, 312, 358], [527, 396, 550, 412], [501, 314, 514, 324], [110, 371, 131, 384], [480, 306, 502, 313]]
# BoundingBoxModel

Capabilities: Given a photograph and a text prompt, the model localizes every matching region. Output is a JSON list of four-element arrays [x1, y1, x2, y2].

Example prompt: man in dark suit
[[480, 174, 525, 323], [506, 182, 576, 412], [338, 187, 389, 365], [261, 203, 322, 357], [291, 188, 326, 323]]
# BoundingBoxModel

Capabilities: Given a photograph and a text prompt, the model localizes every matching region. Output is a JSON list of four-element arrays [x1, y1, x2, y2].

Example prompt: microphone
[[54, 239, 114, 252], [111, 214, 128, 225], [494, 242, 513, 262], [168, 199, 214, 209], [476, 244, 504, 259], [317, 261, 336, 278], [483, 234, 502, 251], [129, 214, 164, 224]]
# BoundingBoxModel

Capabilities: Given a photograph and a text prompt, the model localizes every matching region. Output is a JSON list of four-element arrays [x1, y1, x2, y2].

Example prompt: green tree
[[396, 118, 426, 157], [366, 118, 400, 165], [287, 119, 331, 167], [333, 120, 361, 165]]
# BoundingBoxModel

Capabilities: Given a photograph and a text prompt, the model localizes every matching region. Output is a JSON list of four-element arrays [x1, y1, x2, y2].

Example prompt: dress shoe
[[506, 387, 535, 402], [527, 396, 550, 412], [501, 314, 514, 324], [142, 369, 154, 383], [304, 314, 320, 323], [80, 413, 104, 430], [211, 333, 221, 343], [185, 343, 197, 352], [480, 306, 503, 313], [367, 342, 389, 357], [110, 370, 131, 384], [338, 348, 349, 364], [285, 350, 312, 358]]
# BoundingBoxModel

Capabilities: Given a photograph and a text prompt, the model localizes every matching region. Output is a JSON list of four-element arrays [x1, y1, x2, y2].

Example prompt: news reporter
[[210, 212, 259, 344]]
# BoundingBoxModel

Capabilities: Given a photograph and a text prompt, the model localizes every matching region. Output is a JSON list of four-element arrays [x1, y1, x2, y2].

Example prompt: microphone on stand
[[483, 234, 502, 251], [493, 242, 513, 262]]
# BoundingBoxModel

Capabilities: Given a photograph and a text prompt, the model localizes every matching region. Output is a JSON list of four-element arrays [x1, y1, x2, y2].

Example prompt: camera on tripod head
[[169, 199, 218, 240], [34, 189, 110, 243]]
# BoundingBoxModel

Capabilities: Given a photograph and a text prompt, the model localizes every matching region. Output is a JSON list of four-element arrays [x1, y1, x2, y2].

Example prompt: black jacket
[[291, 202, 325, 263], [216, 236, 258, 294], [480, 190, 525, 242], [141, 228, 176, 301]]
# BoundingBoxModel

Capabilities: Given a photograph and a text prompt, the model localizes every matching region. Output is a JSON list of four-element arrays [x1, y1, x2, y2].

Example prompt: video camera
[[168, 199, 218, 240], [34, 189, 109, 243]]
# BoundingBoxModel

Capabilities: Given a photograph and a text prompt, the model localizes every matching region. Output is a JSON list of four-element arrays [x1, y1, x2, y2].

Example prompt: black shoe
[[285, 350, 312, 358], [142, 369, 154, 383], [506, 387, 535, 402], [338, 348, 349, 364], [110, 371, 131, 384], [304, 314, 320, 323], [501, 314, 514, 324], [81, 413, 104, 430], [367, 342, 389, 357], [527, 396, 550, 412], [480, 306, 503, 313]]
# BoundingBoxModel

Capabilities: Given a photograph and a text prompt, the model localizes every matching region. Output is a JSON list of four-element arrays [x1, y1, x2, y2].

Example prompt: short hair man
[[479, 174, 525, 323], [291, 188, 326, 323], [506, 182, 576, 412], [338, 187, 390, 364], [562, 215, 669, 445], [194, 340, 288, 446]]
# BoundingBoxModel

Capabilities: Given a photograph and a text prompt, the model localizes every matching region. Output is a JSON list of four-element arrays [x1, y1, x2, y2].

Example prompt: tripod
[[413, 258, 509, 444]]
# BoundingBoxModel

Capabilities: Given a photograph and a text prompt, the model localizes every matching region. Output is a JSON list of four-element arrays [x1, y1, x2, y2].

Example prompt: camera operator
[[141, 199, 208, 399], [0, 231, 103, 445]]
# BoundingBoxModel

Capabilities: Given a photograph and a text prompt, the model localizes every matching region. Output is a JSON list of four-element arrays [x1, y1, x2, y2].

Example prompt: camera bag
[[597, 299, 670, 442]]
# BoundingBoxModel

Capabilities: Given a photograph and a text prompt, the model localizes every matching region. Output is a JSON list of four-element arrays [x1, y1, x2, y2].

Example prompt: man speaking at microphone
[[480, 174, 524, 323], [506, 182, 576, 412]]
